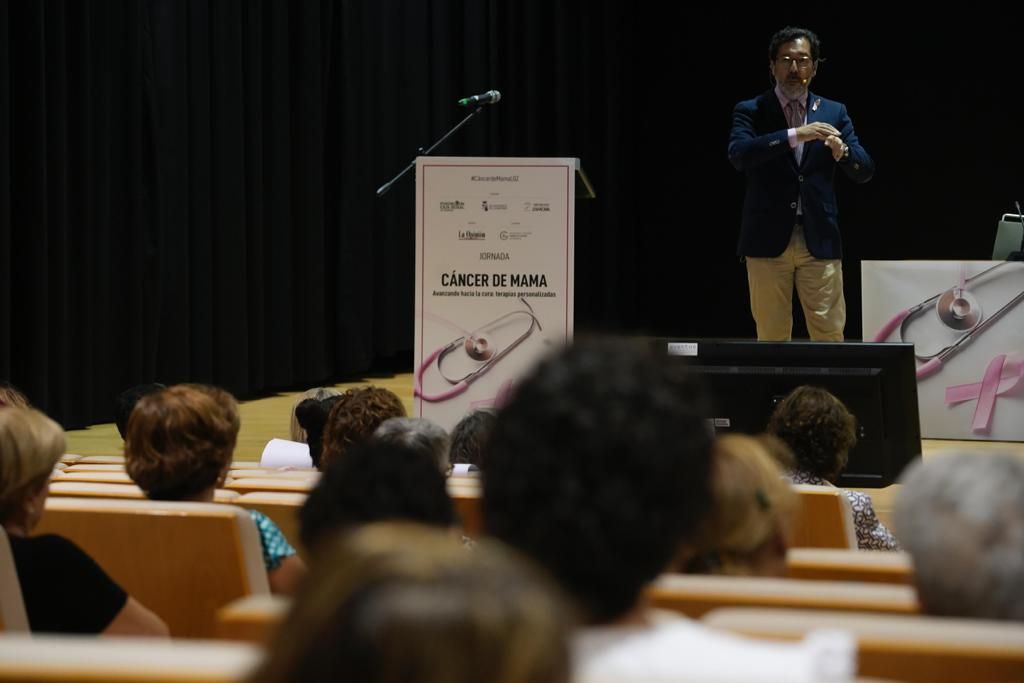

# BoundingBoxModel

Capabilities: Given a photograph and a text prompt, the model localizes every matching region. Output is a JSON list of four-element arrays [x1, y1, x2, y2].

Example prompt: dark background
[[2, 1, 1021, 426]]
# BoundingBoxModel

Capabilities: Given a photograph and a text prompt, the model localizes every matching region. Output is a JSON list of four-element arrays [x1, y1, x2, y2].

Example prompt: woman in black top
[[0, 406, 167, 635]]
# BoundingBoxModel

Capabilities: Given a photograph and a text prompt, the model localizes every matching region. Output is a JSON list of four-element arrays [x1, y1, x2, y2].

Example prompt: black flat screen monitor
[[654, 339, 922, 488]]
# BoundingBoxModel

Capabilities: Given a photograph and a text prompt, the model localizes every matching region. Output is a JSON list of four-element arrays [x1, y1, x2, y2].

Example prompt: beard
[[778, 77, 808, 99]]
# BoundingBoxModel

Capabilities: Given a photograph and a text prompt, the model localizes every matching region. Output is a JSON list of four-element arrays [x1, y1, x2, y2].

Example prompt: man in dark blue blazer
[[729, 26, 874, 341]]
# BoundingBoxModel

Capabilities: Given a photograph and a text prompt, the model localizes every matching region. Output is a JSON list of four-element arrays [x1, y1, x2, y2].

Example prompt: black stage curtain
[[2, 2, 1021, 426]]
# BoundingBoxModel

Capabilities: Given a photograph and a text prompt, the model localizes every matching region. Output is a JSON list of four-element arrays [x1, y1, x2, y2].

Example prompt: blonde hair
[[0, 384, 31, 409], [290, 388, 343, 442], [250, 523, 571, 683], [687, 434, 796, 576], [0, 408, 65, 523]]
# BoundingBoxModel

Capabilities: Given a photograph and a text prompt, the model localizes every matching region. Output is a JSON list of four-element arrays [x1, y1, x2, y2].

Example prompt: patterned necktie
[[786, 99, 805, 129], [786, 99, 806, 167]]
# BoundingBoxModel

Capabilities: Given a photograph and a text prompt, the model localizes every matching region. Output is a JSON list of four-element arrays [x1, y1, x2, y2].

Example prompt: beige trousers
[[745, 224, 845, 341]]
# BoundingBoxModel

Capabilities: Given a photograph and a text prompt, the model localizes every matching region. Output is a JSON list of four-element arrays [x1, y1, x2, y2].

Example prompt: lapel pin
[[811, 98, 821, 112]]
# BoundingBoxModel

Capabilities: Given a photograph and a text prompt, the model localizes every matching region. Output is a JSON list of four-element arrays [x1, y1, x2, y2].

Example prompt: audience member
[[113, 383, 166, 439], [894, 451, 1024, 621], [0, 406, 167, 635], [768, 385, 898, 550], [448, 409, 494, 472], [294, 393, 343, 469], [124, 384, 306, 594], [290, 387, 342, 443], [299, 439, 454, 556], [249, 523, 571, 683], [0, 381, 31, 409], [373, 417, 450, 474], [684, 434, 797, 577], [319, 386, 406, 471], [483, 338, 854, 682]]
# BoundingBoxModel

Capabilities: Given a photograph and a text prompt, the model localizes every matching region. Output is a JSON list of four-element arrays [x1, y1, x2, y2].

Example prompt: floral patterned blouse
[[790, 470, 900, 551]]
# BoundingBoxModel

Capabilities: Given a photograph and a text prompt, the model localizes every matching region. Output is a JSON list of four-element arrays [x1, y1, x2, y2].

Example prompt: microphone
[[458, 90, 501, 107]]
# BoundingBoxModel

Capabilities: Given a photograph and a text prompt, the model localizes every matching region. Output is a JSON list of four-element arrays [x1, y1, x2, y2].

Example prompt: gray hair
[[894, 451, 1024, 621], [373, 417, 451, 474]]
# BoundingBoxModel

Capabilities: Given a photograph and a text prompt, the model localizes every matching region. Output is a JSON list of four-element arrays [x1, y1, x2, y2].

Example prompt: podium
[[413, 157, 591, 430]]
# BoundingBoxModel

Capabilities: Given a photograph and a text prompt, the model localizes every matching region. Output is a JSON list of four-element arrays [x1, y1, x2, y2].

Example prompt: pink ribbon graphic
[[945, 354, 1024, 433]]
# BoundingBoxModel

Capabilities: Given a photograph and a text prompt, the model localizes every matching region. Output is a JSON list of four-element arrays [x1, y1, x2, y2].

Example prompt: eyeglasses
[[776, 56, 814, 70]]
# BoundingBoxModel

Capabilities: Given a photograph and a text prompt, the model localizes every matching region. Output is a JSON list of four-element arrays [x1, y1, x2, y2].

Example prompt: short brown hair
[[124, 384, 239, 500], [0, 407, 64, 524], [767, 385, 856, 482], [319, 387, 406, 471]]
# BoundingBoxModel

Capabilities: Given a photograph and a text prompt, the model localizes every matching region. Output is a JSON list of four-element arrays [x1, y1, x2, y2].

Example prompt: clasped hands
[[796, 122, 849, 161]]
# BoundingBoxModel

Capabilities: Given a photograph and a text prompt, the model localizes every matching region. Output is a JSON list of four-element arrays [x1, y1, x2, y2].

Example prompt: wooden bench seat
[[34, 498, 269, 637], [703, 607, 1024, 682], [646, 573, 918, 619]]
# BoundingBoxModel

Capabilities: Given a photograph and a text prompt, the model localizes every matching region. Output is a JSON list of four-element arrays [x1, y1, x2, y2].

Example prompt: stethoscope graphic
[[873, 262, 1024, 379], [415, 298, 542, 402]]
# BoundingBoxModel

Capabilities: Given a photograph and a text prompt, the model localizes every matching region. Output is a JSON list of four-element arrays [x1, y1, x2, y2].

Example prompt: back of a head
[[124, 384, 239, 501], [250, 523, 571, 683], [767, 385, 856, 482], [290, 387, 343, 443], [299, 439, 455, 554], [449, 410, 496, 470], [320, 387, 407, 471], [483, 337, 714, 623], [0, 382, 31, 410], [295, 395, 343, 469], [373, 417, 450, 474], [686, 434, 796, 577], [113, 383, 166, 439], [894, 452, 1024, 621], [0, 407, 65, 524]]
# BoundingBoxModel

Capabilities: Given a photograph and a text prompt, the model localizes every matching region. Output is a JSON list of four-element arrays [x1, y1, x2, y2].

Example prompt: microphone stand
[[376, 106, 487, 198]]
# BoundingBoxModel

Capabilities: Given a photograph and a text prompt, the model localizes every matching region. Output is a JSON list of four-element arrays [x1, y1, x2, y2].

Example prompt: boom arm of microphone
[[376, 89, 501, 198], [1009, 200, 1024, 262]]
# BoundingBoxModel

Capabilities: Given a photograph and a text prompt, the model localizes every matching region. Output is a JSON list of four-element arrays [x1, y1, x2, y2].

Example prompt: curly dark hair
[[320, 387, 407, 471], [769, 26, 821, 62], [449, 410, 496, 469], [124, 384, 238, 500], [766, 385, 857, 482], [482, 337, 714, 624], [299, 439, 455, 554]]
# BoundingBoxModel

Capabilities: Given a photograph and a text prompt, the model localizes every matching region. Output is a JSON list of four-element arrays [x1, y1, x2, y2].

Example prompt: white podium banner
[[414, 157, 575, 430], [863, 260, 1024, 441]]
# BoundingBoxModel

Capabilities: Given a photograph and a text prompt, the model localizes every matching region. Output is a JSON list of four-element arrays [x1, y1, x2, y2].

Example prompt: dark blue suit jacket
[[728, 89, 874, 259]]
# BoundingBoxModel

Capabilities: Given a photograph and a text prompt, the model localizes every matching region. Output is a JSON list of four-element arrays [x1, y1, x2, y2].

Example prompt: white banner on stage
[[414, 157, 575, 430], [863, 260, 1024, 441]]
